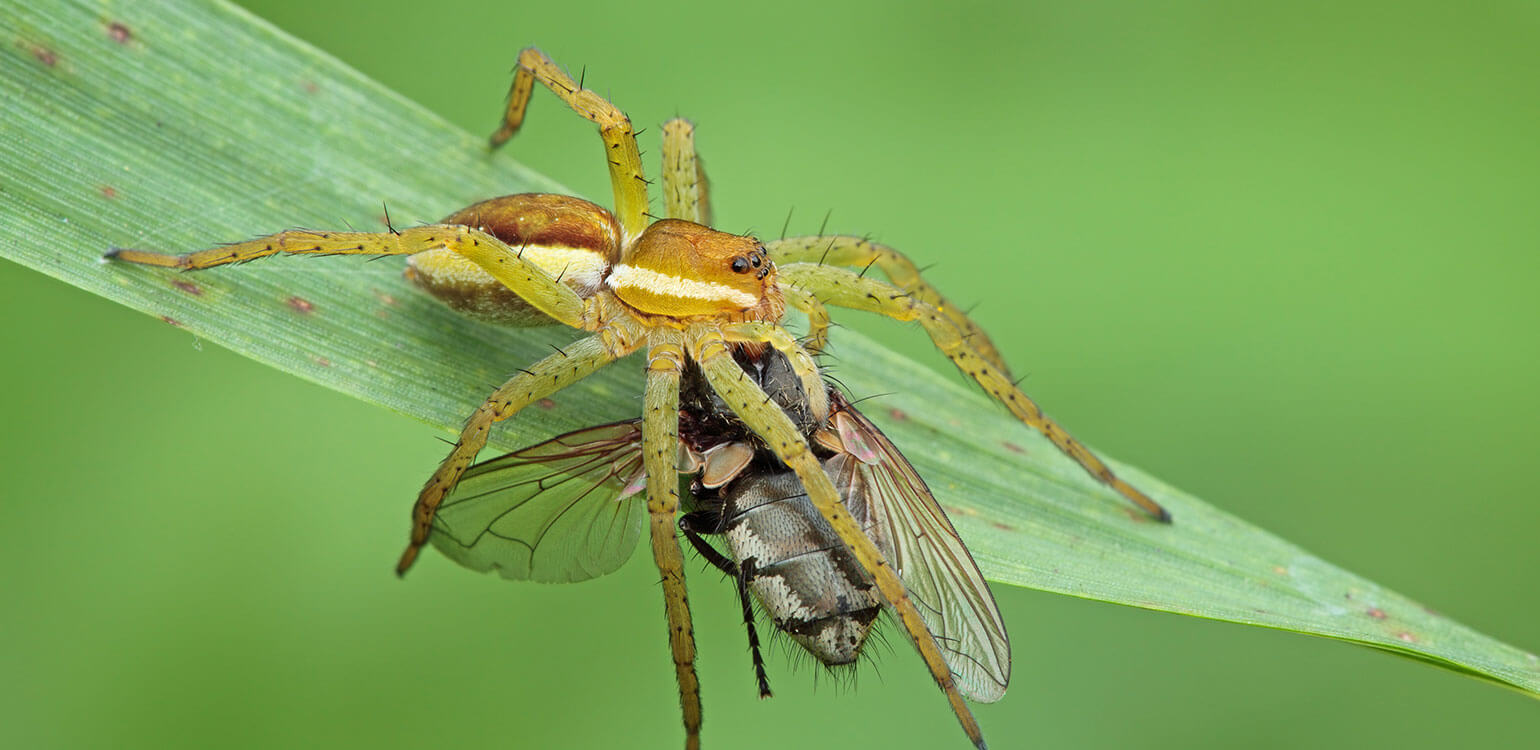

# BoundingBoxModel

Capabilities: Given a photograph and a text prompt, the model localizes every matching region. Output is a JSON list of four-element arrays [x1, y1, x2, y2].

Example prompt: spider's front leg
[[396, 333, 631, 574], [643, 338, 704, 750], [688, 327, 988, 750], [767, 235, 1011, 376], [780, 263, 1171, 522], [490, 47, 649, 240]]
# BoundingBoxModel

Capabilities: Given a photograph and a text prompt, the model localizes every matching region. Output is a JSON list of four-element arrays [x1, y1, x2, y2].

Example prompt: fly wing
[[831, 404, 1012, 703], [429, 420, 648, 583]]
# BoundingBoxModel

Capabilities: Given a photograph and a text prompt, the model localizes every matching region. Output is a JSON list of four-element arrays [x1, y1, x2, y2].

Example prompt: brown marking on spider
[[171, 279, 202, 296], [286, 296, 315, 314], [1366, 608, 1387, 620], [1002, 441, 1025, 454], [99, 185, 118, 200], [106, 21, 133, 44]]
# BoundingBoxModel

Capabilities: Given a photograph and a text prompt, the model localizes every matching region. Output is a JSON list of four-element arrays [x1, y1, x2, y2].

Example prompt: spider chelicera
[[106, 47, 1170, 750]]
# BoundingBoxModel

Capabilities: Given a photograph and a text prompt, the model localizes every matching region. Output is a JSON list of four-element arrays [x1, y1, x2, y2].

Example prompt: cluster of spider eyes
[[731, 249, 770, 279]]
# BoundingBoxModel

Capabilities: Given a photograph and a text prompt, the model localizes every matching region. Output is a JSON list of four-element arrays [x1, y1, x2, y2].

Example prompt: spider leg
[[766, 235, 1012, 377], [643, 339, 703, 750], [680, 512, 774, 699], [396, 334, 630, 574], [780, 263, 1170, 522], [720, 321, 829, 424], [490, 48, 649, 240], [777, 282, 833, 355], [107, 224, 596, 331], [689, 327, 987, 750], [661, 118, 712, 225]]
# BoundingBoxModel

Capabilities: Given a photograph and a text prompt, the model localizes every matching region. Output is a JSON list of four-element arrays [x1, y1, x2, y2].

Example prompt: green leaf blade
[[2, 0, 1534, 702]]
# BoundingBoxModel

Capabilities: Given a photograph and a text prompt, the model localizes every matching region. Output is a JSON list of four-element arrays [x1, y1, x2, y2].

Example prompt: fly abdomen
[[723, 469, 882, 665]]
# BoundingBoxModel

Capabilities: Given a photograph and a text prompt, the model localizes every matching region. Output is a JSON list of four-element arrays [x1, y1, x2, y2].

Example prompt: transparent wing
[[829, 403, 1012, 703], [429, 421, 648, 583]]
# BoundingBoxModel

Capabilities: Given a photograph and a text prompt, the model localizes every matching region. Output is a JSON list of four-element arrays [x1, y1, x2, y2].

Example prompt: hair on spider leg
[[779, 207, 795, 241]]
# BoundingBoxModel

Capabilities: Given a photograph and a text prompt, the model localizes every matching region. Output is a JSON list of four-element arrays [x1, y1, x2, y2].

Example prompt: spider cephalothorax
[[106, 47, 1169, 750]]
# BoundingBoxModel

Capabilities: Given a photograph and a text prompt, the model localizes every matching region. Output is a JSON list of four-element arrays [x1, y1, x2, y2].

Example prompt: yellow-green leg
[[661, 118, 712, 226], [780, 263, 1170, 522], [720, 321, 829, 424], [643, 338, 702, 750], [490, 48, 650, 241], [106, 224, 595, 331], [689, 327, 987, 750], [396, 334, 629, 574], [766, 235, 1012, 377], [778, 282, 833, 355]]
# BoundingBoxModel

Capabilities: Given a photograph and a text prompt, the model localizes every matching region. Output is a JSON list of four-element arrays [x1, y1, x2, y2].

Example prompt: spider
[[106, 48, 1170, 749]]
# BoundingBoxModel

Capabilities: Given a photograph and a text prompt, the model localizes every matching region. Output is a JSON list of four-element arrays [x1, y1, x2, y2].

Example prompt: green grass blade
[[2, 0, 1535, 703]]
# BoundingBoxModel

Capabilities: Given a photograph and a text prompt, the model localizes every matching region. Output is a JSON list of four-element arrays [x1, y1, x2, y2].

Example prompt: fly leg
[[680, 511, 773, 699]]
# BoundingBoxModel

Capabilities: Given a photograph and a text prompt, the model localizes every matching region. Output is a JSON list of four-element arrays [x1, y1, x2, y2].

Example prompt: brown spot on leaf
[[171, 279, 202, 296], [28, 43, 58, 67], [374, 290, 399, 306], [286, 296, 315, 314], [537, 398, 557, 410], [160, 315, 182, 327], [301, 80, 319, 95], [887, 407, 908, 421], [1271, 565, 1288, 576], [313, 356, 332, 368], [106, 21, 133, 44], [989, 520, 1015, 531], [1396, 631, 1418, 644], [1366, 608, 1387, 620], [1003, 441, 1025, 454], [99, 185, 118, 199]]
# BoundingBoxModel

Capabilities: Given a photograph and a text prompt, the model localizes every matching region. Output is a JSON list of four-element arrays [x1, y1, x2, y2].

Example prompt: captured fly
[[427, 349, 1010, 730]]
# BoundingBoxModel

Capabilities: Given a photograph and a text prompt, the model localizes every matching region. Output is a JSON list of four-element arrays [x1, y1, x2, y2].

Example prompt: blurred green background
[[4, 0, 1537, 748]]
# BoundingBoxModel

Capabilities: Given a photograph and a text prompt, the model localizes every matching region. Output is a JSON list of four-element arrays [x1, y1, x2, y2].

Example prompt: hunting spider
[[106, 48, 1169, 749]]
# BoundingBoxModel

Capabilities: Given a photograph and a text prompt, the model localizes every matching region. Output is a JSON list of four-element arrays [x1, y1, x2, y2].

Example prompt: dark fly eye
[[731, 257, 751, 273]]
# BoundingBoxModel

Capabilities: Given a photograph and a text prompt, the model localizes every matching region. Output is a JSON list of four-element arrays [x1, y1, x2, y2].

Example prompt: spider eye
[[731, 257, 751, 274], [750, 253, 762, 268]]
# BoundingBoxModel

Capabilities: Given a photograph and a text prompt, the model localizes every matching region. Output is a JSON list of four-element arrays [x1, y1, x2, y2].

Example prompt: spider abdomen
[[405, 193, 619, 325]]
